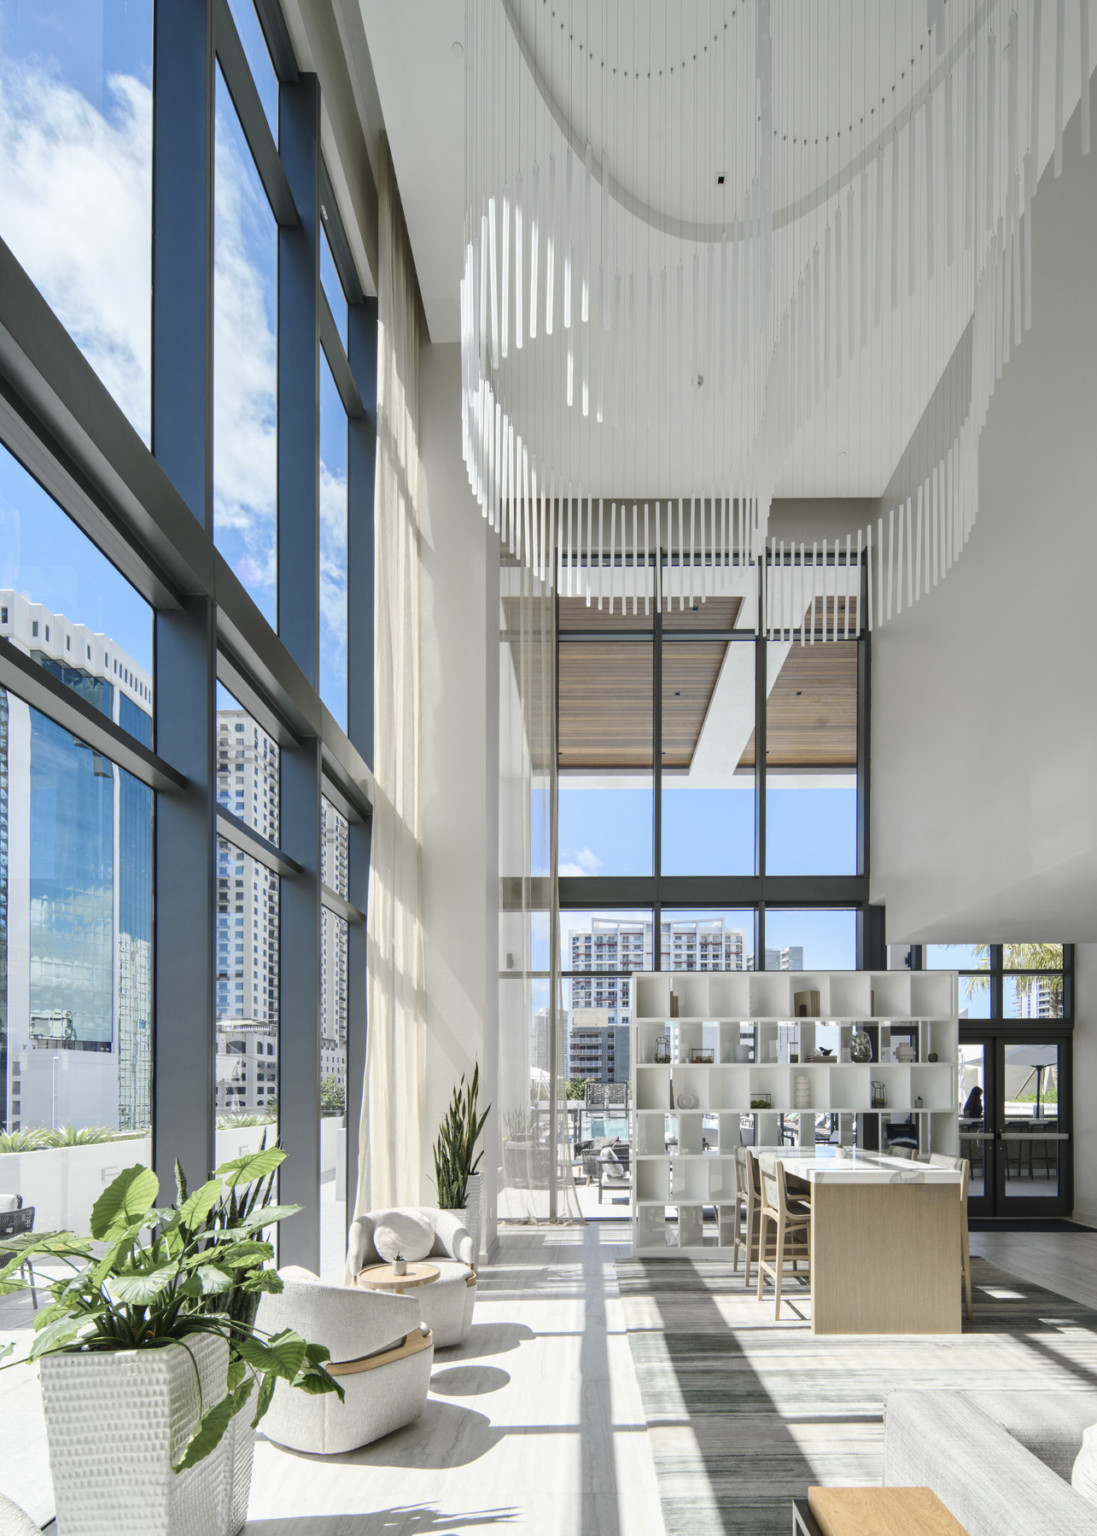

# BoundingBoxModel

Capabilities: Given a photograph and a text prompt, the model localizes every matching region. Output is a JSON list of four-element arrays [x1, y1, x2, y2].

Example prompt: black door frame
[[960, 1025, 1073, 1219]]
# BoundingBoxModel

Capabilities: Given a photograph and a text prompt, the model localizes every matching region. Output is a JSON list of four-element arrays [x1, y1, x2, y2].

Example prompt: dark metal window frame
[[0, 1, 375, 1269], [557, 548, 871, 970], [911, 945, 1074, 1027]]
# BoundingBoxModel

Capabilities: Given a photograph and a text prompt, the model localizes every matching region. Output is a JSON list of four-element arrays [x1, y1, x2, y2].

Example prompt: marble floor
[[6, 1223, 1097, 1535], [4, 1221, 665, 1536]]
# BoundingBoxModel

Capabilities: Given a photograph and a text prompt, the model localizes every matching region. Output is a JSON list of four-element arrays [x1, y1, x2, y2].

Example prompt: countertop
[[753, 1146, 963, 1184]]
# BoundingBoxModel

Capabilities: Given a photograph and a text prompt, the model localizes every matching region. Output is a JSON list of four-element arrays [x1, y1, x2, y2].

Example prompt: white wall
[[417, 340, 499, 1254], [871, 76, 1097, 945]]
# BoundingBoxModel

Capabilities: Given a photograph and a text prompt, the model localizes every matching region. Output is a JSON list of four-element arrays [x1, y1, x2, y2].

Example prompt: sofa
[[884, 1390, 1097, 1535]]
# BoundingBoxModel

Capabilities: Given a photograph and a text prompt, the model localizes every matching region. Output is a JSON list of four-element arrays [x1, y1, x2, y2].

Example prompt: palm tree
[[957, 943, 1063, 1012]]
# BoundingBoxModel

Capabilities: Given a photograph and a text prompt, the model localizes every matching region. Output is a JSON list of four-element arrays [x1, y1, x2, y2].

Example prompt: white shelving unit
[[630, 969, 959, 1257]]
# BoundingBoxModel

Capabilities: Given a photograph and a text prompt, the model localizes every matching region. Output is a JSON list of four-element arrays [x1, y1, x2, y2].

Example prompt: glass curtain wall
[[555, 541, 867, 1214], [498, 552, 578, 1222], [0, 0, 374, 1328]]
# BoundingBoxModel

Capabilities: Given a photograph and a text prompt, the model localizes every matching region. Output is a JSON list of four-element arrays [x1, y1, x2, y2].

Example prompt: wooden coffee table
[[793, 1488, 971, 1536], [354, 1261, 440, 1296]]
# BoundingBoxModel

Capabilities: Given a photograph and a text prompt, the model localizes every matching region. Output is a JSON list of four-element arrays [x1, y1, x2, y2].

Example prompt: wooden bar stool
[[756, 1157, 811, 1320]]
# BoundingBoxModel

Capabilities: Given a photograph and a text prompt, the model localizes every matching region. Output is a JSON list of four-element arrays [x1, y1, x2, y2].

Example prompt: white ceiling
[[356, 1, 1094, 499]]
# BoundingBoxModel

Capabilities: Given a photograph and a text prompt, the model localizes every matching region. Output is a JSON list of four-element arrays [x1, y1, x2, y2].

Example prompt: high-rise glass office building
[[1, 591, 153, 1133]]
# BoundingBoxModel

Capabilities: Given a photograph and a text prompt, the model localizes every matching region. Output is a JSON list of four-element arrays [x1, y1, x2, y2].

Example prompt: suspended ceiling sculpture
[[461, 1, 1093, 634]]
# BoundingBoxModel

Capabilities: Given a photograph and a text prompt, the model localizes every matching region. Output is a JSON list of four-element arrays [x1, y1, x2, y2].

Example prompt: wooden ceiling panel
[[662, 642, 727, 768], [739, 640, 858, 768], [558, 642, 653, 769]]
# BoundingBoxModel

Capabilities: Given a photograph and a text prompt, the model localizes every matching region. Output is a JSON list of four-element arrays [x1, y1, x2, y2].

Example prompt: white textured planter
[[226, 1408, 255, 1536], [39, 1335, 235, 1536], [463, 1172, 483, 1260]]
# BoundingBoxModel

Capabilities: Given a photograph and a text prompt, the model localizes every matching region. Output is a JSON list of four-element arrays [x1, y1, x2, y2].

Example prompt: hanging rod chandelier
[[461, 0, 1092, 637]]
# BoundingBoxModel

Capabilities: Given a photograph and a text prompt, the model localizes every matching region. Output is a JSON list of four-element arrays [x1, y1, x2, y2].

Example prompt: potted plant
[[432, 1063, 490, 1258], [391, 1252, 407, 1278], [0, 1149, 342, 1536]]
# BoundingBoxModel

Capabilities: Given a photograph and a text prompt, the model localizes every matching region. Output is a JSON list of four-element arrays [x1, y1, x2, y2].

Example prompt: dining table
[[754, 1146, 964, 1335]]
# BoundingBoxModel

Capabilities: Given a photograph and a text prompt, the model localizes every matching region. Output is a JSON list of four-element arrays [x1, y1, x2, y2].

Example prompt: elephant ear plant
[[0, 1148, 343, 1469], [433, 1062, 491, 1209]]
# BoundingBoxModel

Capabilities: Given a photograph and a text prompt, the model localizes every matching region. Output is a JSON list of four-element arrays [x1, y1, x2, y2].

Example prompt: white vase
[[463, 1171, 483, 1261], [39, 1335, 235, 1536]]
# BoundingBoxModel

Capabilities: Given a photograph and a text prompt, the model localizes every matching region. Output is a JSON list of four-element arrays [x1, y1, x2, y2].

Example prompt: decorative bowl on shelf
[[749, 1094, 772, 1109], [675, 1091, 700, 1110], [809, 1048, 835, 1062]]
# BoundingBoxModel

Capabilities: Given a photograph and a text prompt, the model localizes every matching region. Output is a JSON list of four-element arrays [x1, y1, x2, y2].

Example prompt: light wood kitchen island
[[758, 1148, 964, 1335]]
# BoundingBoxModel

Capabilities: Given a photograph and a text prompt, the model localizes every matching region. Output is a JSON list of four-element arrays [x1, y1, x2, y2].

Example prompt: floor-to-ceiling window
[[557, 538, 868, 1212], [0, 0, 375, 1279]]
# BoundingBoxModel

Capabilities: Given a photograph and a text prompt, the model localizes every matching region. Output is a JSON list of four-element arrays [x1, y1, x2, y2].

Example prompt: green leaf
[[172, 1380, 253, 1472], [109, 1264, 178, 1304], [174, 1158, 188, 1206], [213, 1148, 285, 1188], [292, 1365, 342, 1396], [89, 1166, 160, 1240], [179, 1265, 234, 1298], [239, 1268, 283, 1296], [32, 1301, 78, 1332], [208, 1240, 272, 1270], [27, 1314, 92, 1359], [234, 1204, 300, 1232], [177, 1178, 222, 1233], [249, 1369, 278, 1428], [226, 1357, 247, 1393]]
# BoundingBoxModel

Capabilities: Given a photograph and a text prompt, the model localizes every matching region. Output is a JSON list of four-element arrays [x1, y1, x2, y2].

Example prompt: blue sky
[[560, 782, 857, 879], [0, 443, 152, 670], [0, 7, 351, 724]]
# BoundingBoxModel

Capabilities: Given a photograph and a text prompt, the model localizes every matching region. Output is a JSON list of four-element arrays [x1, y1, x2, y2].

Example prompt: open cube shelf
[[630, 969, 960, 1256]]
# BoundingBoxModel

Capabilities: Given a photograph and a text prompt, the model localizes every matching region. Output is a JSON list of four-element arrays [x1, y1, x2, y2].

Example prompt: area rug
[[615, 1253, 1097, 1536]]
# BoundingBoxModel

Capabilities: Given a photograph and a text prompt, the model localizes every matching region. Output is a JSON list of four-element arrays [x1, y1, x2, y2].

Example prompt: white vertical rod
[[563, 150, 572, 328], [529, 161, 539, 341], [514, 173, 524, 349], [488, 196, 499, 367], [1055, 0, 1066, 175], [545, 153, 556, 334]]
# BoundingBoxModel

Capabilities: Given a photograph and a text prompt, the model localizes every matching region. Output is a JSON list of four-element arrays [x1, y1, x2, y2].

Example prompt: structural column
[[276, 72, 323, 1266], [151, 0, 217, 1193]]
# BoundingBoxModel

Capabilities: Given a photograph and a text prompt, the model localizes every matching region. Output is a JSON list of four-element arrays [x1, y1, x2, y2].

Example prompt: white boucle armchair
[[255, 1267, 433, 1455], [348, 1208, 477, 1348]]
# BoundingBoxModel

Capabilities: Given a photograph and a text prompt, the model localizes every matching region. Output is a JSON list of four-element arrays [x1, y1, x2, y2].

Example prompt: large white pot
[[226, 1407, 256, 1536], [462, 1171, 483, 1261], [39, 1334, 240, 1536]]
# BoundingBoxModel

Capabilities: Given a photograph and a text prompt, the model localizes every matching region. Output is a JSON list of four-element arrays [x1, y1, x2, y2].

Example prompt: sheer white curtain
[[497, 552, 580, 1223], [354, 138, 426, 1218]]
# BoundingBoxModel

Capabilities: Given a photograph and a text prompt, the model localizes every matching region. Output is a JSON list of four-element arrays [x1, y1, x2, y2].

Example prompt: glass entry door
[[959, 1033, 1071, 1217]]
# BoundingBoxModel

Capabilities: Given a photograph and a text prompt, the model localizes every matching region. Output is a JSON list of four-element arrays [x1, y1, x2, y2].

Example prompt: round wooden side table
[[354, 1261, 440, 1296]]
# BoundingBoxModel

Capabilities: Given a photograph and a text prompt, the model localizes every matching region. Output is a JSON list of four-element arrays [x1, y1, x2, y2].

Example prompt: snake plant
[[432, 1063, 490, 1210]]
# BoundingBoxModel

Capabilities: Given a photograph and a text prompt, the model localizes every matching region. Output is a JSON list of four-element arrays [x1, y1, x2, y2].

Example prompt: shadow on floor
[[449, 1322, 536, 1357], [242, 1505, 518, 1534], [430, 1364, 511, 1396], [266, 1400, 504, 1471]]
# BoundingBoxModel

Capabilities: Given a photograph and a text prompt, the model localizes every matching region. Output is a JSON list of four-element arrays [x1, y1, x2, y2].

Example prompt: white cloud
[[0, 61, 152, 439], [212, 107, 277, 598], [559, 846, 601, 877], [0, 48, 335, 623]]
